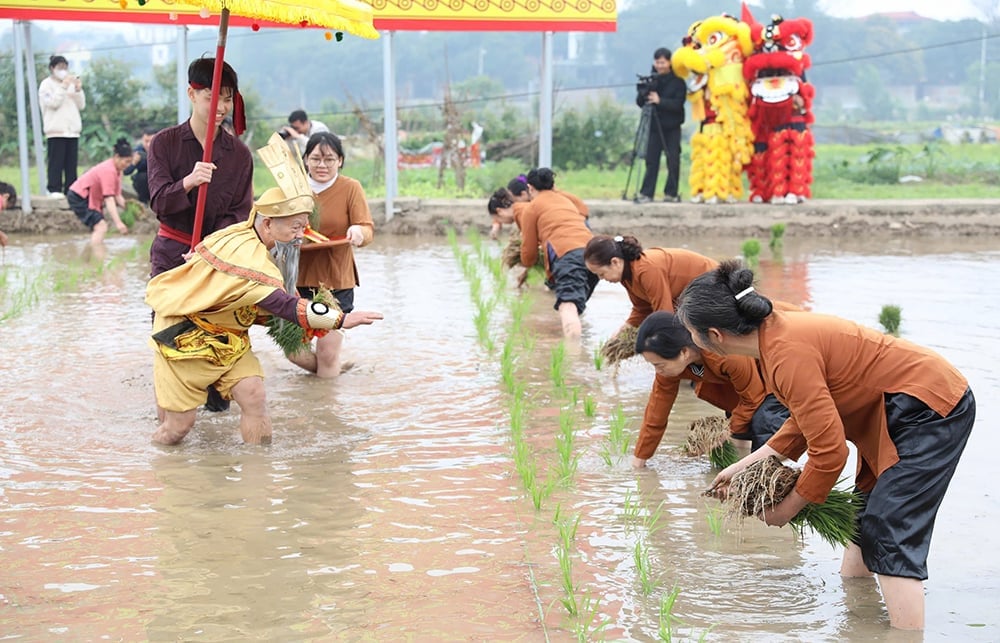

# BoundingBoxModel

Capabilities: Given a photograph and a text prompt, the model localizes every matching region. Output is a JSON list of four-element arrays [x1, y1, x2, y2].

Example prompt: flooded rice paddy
[[0, 230, 998, 642]]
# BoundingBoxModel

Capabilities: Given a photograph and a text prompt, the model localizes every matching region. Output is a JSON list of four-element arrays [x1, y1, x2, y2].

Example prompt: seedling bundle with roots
[[722, 455, 861, 547], [599, 325, 639, 371], [267, 285, 340, 357], [501, 231, 523, 269], [682, 415, 739, 469]]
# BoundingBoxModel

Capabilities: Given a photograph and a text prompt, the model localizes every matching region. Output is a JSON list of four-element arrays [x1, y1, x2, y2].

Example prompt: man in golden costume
[[145, 135, 383, 445]]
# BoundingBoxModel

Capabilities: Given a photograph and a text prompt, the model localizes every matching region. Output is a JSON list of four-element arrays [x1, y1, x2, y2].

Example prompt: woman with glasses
[[288, 132, 375, 378]]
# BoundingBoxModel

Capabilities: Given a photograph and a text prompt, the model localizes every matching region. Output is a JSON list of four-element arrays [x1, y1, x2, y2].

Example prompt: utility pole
[[979, 23, 987, 118]]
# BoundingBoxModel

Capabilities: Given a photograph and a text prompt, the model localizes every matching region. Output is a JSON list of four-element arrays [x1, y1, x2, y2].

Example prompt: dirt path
[[7, 195, 999, 239]]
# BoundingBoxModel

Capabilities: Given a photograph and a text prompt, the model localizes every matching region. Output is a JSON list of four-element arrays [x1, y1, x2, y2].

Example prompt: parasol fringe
[[171, 0, 378, 39]]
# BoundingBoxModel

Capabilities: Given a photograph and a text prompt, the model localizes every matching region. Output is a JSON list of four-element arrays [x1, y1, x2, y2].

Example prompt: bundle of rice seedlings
[[501, 231, 523, 269], [722, 455, 861, 548], [599, 325, 639, 371], [266, 285, 340, 357], [682, 415, 740, 469], [120, 199, 145, 228]]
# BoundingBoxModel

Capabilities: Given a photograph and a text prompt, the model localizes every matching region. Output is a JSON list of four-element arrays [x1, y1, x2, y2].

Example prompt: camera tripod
[[622, 102, 668, 202]]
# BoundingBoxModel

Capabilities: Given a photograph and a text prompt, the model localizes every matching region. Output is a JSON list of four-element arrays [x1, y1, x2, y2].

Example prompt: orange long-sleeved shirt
[[760, 310, 968, 503], [297, 176, 374, 290], [634, 351, 768, 460], [623, 248, 719, 327], [621, 248, 721, 460], [519, 190, 592, 274]]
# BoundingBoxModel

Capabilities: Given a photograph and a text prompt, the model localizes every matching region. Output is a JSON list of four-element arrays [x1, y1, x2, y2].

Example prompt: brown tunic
[[621, 248, 721, 460], [760, 310, 968, 503], [297, 175, 374, 290], [623, 248, 719, 327], [635, 351, 767, 460], [519, 190, 592, 275]]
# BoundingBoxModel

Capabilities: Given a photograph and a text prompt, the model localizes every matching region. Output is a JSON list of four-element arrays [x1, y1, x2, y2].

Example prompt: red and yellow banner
[[0, 0, 615, 32], [0, 0, 378, 38], [366, 0, 617, 32]]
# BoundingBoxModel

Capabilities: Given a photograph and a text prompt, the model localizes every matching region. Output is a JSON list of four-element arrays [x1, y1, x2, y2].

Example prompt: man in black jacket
[[635, 47, 687, 203]]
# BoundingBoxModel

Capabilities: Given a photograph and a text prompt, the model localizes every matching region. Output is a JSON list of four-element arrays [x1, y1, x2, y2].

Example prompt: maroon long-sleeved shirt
[[147, 120, 253, 277]]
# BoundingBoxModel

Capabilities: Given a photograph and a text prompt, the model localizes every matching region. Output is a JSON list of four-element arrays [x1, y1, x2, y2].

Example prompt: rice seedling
[[622, 489, 642, 535], [573, 592, 611, 642], [554, 410, 579, 484], [583, 394, 597, 418], [634, 539, 658, 596], [720, 455, 862, 547], [741, 238, 761, 269], [569, 386, 581, 407], [599, 325, 639, 372], [523, 264, 547, 286], [555, 509, 581, 553], [705, 502, 724, 538], [529, 475, 554, 511], [592, 343, 606, 371], [607, 404, 631, 456], [682, 415, 740, 469], [267, 286, 338, 357], [657, 586, 682, 643], [769, 222, 786, 252], [549, 340, 567, 390], [474, 299, 494, 350], [643, 500, 666, 537], [119, 199, 144, 228], [500, 340, 518, 393], [597, 443, 613, 467], [879, 304, 902, 336], [556, 542, 579, 616]]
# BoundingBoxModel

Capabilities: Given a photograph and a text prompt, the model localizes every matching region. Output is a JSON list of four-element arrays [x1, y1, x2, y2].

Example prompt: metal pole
[[538, 31, 553, 168], [176, 25, 189, 124], [382, 30, 398, 221], [13, 20, 32, 214], [22, 21, 45, 194], [979, 24, 987, 118]]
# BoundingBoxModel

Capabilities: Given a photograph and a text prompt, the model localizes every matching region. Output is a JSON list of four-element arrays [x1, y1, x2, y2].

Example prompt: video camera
[[636, 73, 657, 103]]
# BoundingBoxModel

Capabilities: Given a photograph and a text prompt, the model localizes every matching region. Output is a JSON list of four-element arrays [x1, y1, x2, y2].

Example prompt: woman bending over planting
[[492, 174, 588, 240], [677, 259, 975, 631], [518, 168, 598, 338], [635, 311, 788, 466], [584, 235, 719, 467]]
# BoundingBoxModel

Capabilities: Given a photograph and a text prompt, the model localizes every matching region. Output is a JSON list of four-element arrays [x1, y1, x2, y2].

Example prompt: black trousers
[[640, 118, 682, 199], [47, 137, 79, 194]]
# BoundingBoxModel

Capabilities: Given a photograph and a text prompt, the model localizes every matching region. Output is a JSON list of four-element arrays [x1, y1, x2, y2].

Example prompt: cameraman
[[635, 47, 686, 203]]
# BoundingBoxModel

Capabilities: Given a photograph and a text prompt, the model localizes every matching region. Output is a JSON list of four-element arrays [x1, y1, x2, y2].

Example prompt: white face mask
[[54, 69, 68, 80]]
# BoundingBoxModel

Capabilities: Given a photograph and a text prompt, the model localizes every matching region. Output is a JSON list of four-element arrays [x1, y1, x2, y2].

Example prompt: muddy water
[[0, 232, 997, 642]]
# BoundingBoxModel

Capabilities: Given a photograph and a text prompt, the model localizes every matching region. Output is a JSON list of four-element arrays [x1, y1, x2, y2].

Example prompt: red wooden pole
[[190, 7, 230, 249]]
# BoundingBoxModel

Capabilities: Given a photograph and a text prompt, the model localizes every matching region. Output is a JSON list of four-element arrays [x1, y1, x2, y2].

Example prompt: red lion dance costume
[[742, 4, 815, 204]]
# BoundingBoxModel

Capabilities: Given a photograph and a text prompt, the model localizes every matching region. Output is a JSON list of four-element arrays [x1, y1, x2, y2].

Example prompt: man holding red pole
[[147, 56, 252, 278], [147, 56, 253, 412]]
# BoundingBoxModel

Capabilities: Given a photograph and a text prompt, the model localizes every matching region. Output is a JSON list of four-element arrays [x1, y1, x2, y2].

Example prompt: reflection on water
[[0, 232, 997, 641]]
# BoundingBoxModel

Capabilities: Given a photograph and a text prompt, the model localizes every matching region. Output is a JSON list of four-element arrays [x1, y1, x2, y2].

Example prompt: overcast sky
[[816, 0, 986, 21]]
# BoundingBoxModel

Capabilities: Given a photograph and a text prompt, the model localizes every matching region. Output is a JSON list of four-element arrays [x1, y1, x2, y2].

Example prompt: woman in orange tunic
[[518, 168, 597, 338], [635, 311, 788, 465], [289, 132, 375, 378], [584, 235, 719, 467], [677, 260, 975, 631]]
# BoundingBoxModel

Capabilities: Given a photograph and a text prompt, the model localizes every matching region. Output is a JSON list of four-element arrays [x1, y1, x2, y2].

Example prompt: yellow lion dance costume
[[672, 14, 755, 203]]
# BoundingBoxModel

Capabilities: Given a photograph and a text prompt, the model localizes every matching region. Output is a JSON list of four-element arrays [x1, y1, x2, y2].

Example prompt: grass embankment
[[4, 142, 996, 203]]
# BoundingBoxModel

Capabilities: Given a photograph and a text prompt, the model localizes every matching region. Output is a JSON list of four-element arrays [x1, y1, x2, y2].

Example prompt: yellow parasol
[[23, 0, 379, 246], [143, 0, 377, 247]]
